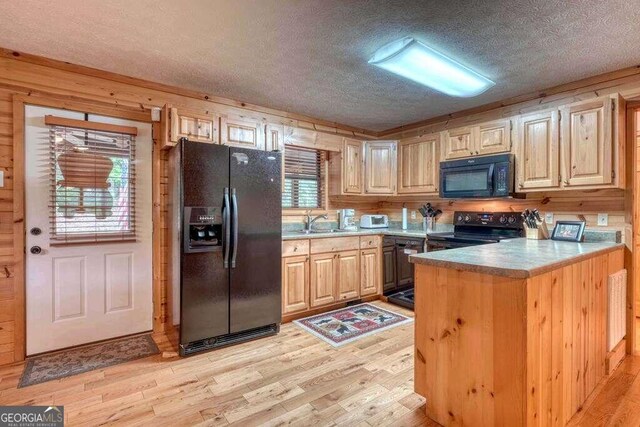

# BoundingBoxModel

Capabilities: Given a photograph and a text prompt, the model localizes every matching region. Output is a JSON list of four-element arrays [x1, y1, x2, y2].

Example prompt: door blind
[[282, 146, 326, 209], [47, 117, 137, 244]]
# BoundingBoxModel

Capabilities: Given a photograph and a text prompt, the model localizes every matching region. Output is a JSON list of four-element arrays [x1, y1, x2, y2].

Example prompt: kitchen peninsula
[[410, 239, 625, 426]]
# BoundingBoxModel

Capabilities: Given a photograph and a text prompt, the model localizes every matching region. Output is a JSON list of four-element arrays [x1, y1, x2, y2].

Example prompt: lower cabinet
[[282, 236, 381, 318], [310, 253, 338, 307], [337, 250, 360, 301], [282, 255, 309, 314], [360, 248, 380, 296]]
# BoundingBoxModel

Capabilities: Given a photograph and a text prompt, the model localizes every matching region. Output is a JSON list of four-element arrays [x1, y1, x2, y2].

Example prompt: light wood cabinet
[[337, 250, 360, 301], [397, 133, 440, 194], [515, 109, 560, 191], [443, 119, 511, 160], [221, 115, 265, 150], [477, 119, 511, 155], [364, 141, 397, 194], [360, 248, 380, 296], [560, 96, 614, 187], [310, 253, 337, 307], [266, 123, 284, 152], [282, 255, 309, 314], [443, 126, 475, 159], [162, 105, 219, 148], [342, 138, 363, 194]]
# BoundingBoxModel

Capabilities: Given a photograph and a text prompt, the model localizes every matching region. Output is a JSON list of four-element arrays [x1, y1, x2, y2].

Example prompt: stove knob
[[508, 216, 516, 224], [499, 215, 507, 224], [464, 215, 471, 222], [457, 214, 464, 222]]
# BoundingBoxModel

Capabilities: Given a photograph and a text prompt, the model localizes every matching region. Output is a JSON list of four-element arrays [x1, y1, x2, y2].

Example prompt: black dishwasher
[[383, 236, 425, 309]]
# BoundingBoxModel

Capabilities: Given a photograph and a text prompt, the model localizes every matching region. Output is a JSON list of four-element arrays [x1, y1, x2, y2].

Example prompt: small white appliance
[[338, 208, 357, 231], [360, 214, 389, 229]]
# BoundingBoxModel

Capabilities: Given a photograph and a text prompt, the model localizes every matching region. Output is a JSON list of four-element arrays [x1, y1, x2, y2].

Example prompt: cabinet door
[[342, 138, 363, 194], [397, 134, 440, 194], [337, 250, 360, 301], [266, 123, 284, 152], [282, 255, 309, 314], [364, 141, 397, 194], [170, 107, 219, 144], [382, 246, 396, 292], [221, 116, 265, 150], [360, 248, 380, 297], [516, 110, 560, 191], [560, 97, 614, 187], [477, 119, 511, 156], [397, 247, 413, 287], [310, 253, 336, 307], [443, 127, 475, 159]]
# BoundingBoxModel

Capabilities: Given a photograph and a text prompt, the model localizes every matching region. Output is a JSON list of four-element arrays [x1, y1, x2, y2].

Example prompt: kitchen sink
[[293, 229, 349, 234]]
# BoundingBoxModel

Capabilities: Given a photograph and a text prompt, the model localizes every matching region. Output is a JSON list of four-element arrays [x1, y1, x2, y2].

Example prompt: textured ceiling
[[1, 0, 640, 131]]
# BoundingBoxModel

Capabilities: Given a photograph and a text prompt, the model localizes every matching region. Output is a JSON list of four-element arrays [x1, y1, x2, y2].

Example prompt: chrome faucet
[[305, 212, 328, 232]]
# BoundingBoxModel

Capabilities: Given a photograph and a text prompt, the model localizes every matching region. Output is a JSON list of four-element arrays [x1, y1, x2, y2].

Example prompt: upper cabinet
[[342, 138, 363, 194], [560, 96, 614, 187], [477, 119, 511, 155], [443, 126, 475, 159], [397, 133, 440, 194], [221, 115, 265, 150], [515, 109, 560, 191], [443, 119, 511, 160], [162, 105, 219, 148], [266, 123, 284, 152], [515, 94, 623, 191], [364, 141, 397, 194]]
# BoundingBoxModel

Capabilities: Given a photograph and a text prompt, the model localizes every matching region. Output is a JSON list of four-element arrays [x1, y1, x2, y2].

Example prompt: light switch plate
[[0, 170, 4, 188], [545, 212, 554, 225], [597, 213, 608, 226]]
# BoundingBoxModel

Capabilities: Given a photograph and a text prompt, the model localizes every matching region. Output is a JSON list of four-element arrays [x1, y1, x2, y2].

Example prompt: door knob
[[30, 246, 42, 255], [30, 227, 42, 236]]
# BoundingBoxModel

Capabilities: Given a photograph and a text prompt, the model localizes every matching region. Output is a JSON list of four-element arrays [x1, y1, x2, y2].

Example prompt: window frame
[[281, 145, 329, 215]]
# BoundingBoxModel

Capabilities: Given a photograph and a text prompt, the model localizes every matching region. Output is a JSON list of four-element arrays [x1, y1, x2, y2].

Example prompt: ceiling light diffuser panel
[[368, 37, 495, 97]]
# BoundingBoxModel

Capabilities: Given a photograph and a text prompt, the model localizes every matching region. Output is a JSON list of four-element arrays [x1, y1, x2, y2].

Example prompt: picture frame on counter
[[551, 220, 586, 242]]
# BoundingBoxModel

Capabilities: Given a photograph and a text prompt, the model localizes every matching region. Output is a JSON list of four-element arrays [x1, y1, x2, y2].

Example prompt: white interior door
[[25, 105, 153, 355]]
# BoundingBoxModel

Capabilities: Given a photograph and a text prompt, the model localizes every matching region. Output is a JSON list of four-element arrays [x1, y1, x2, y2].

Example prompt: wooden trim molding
[[12, 95, 25, 361], [44, 115, 138, 135]]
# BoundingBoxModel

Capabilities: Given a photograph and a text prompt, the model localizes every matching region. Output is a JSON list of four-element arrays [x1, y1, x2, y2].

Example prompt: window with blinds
[[282, 146, 326, 209], [46, 116, 137, 244]]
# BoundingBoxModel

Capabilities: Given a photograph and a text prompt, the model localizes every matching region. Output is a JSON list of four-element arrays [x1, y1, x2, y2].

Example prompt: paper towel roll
[[402, 207, 408, 230]]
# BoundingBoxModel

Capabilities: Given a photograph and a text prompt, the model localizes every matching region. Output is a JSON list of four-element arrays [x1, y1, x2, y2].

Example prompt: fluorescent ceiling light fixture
[[368, 37, 495, 97]]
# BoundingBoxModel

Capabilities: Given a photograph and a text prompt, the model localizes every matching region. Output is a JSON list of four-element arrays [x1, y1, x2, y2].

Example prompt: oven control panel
[[454, 211, 522, 227]]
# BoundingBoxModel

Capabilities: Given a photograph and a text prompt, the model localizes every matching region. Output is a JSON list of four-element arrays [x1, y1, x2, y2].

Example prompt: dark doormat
[[19, 334, 159, 388]]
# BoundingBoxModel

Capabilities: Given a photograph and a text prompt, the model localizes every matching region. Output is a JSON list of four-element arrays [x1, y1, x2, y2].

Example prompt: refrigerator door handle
[[223, 188, 231, 268], [231, 188, 238, 268]]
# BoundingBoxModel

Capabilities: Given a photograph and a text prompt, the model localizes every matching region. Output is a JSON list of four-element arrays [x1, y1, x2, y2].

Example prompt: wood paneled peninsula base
[[409, 239, 625, 426]]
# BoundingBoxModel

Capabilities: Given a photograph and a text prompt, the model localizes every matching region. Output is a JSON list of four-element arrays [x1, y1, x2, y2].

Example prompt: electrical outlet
[[545, 212, 554, 225], [410, 210, 416, 220], [597, 213, 608, 226]]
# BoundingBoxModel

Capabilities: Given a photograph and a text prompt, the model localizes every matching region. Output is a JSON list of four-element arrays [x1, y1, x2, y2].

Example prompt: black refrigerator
[[167, 140, 282, 356]]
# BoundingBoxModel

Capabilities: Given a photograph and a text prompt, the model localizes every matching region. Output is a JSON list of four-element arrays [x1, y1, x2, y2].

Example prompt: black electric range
[[386, 211, 523, 310]]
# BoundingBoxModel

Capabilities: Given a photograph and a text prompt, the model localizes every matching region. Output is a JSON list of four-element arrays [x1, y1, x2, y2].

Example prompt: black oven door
[[439, 163, 494, 198]]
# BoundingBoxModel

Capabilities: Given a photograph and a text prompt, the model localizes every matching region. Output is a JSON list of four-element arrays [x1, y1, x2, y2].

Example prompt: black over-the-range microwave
[[439, 153, 514, 199]]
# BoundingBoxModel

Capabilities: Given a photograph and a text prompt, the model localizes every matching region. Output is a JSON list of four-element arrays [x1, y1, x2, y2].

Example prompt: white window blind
[[46, 116, 137, 244], [282, 146, 326, 209]]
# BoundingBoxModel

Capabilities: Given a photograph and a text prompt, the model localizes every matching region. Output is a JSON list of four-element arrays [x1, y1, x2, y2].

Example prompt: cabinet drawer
[[282, 239, 309, 257], [360, 235, 382, 249], [310, 236, 359, 254]]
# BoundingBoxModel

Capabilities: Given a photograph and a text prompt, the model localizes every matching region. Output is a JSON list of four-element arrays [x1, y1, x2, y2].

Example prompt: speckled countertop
[[281, 228, 432, 240], [409, 239, 624, 278]]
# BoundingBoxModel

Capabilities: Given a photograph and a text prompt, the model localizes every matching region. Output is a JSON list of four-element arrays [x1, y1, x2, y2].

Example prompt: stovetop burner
[[427, 211, 524, 248]]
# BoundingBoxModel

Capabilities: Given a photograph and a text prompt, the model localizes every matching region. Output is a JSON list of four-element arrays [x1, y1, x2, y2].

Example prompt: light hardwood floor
[[0, 301, 637, 426]]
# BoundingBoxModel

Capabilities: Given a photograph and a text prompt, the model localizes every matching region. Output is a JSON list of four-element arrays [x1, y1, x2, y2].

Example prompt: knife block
[[524, 221, 550, 240]]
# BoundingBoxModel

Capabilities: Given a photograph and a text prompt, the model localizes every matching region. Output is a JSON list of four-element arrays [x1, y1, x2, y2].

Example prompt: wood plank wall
[[0, 47, 639, 364]]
